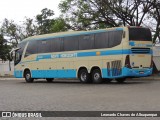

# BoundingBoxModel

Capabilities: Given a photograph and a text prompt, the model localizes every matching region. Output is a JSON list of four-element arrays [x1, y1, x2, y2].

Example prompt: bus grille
[[131, 48, 150, 54], [107, 60, 122, 77], [111, 60, 122, 76], [107, 62, 111, 76]]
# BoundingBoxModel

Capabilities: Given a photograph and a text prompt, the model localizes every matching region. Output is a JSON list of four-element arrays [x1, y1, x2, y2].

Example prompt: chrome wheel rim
[[94, 73, 100, 81], [26, 73, 30, 80], [81, 72, 87, 81]]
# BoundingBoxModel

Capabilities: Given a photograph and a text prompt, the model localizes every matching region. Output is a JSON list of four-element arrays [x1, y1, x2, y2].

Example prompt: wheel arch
[[90, 66, 102, 76], [77, 66, 88, 78], [23, 68, 32, 78]]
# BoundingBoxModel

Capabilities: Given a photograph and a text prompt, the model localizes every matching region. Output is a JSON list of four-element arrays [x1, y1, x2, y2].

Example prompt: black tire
[[46, 78, 54, 83], [24, 70, 34, 83], [115, 78, 126, 83], [92, 69, 103, 83], [78, 69, 91, 83]]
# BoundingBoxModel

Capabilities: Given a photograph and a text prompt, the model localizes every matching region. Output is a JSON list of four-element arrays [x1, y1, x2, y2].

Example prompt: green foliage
[[0, 34, 11, 61], [149, 0, 160, 42], [36, 8, 55, 34], [22, 18, 38, 38], [0, 19, 22, 47], [35, 8, 69, 34], [0, 8, 70, 60], [59, 0, 155, 30], [51, 18, 69, 32]]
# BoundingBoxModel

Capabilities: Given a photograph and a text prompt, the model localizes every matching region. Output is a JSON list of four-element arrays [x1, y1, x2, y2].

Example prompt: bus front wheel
[[46, 78, 54, 83], [24, 71, 34, 83], [92, 69, 103, 83], [115, 78, 126, 83], [79, 69, 91, 83]]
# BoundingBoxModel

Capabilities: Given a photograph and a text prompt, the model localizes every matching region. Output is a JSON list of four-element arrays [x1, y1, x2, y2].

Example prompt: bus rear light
[[125, 55, 131, 68]]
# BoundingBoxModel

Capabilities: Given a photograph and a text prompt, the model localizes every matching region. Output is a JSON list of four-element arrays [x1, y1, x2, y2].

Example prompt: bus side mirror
[[9, 47, 20, 61], [9, 51, 15, 61]]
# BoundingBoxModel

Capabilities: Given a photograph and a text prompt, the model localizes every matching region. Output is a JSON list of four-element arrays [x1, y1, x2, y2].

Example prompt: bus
[[11, 26, 153, 83]]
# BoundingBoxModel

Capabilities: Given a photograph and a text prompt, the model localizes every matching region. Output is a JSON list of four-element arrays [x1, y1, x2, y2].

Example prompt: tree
[[51, 18, 70, 32], [0, 19, 22, 47], [59, 0, 155, 31], [21, 17, 39, 39], [36, 8, 55, 34], [148, 0, 160, 42], [0, 34, 11, 61]]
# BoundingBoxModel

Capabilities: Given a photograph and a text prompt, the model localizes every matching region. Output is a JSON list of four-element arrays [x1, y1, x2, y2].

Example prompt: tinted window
[[95, 32, 108, 49], [25, 41, 38, 57], [108, 31, 122, 47], [51, 38, 62, 52], [38, 40, 51, 53], [129, 28, 152, 41], [113, 31, 123, 46], [79, 34, 94, 50], [63, 36, 79, 51]]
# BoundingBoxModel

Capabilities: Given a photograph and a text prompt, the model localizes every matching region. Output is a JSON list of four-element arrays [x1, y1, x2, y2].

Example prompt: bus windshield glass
[[129, 28, 152, 41]]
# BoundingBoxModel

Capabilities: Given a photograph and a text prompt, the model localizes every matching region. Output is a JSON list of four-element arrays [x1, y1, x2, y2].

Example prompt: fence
[[0, 61, 14, 77]]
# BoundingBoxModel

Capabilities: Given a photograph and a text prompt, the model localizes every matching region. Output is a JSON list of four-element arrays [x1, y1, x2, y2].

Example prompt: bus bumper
[[122, 67, 153, 77], [14, 70, 23, 78]]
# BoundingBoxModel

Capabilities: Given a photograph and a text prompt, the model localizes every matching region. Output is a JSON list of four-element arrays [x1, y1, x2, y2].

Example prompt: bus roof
[[21, 27, 126, 43]]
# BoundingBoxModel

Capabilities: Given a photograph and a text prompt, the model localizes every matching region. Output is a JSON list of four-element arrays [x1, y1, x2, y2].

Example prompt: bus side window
[[79, 34, 94, 50], [108, 31, 122, 48], [63, 36, 79, 51], [95, 32, 109, 49]]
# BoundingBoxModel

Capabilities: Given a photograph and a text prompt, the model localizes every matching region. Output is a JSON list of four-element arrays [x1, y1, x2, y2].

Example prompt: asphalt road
[[0, 78, 160, 120]]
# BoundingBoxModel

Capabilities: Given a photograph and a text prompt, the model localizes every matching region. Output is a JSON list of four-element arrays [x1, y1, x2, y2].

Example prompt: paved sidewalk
[[0, 77, 24, 80]]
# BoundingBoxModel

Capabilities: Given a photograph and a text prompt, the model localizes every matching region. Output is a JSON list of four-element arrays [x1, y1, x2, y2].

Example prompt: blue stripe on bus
[[14, 70, 23, 78], [20, 49, 151, 63], [35, 49, 131, 61], [129, 41, 135, 46], [31, 69, 77, 78], [14, 67, 152, 79], [37, 49, 131, 59], [21, 49, 152, 63], [22, 29, 123, 42]]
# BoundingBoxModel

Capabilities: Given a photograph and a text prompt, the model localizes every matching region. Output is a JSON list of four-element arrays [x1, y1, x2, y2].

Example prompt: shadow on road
[[18, 79, 153, 85]]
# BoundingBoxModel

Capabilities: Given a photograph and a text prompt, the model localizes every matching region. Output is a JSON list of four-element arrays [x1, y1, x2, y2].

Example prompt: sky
[[0, 0, 62, 23]]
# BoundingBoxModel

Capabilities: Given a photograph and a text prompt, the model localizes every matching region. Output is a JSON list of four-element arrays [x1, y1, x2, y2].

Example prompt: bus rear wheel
[[115, 78, 126, 83], [46, 78, 54, 83], [92, 69, 103, 83], [24, 70, 34, 83], [78, 69, 91, 83]]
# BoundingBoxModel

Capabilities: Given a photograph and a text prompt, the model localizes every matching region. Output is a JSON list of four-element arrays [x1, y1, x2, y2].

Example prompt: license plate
[[139, 71, 144, 74]]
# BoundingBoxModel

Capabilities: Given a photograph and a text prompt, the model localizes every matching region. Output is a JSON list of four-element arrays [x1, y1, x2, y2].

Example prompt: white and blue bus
[[12, 26, 153, 83]]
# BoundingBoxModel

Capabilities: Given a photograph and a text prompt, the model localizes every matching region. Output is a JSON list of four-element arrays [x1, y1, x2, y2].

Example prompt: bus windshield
[[129, 28, 152, 41]]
